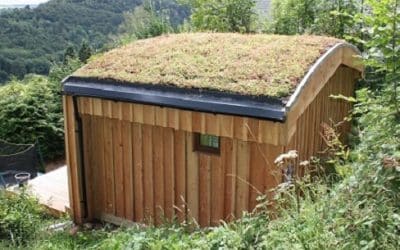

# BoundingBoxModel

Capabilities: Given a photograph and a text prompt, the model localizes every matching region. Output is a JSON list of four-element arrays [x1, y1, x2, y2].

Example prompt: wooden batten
[[63, 96, 84, 223], [78, 97, 288, 146]]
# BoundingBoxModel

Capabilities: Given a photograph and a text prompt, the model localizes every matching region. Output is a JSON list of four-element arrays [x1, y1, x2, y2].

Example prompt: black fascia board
[[62, 77, 287, 122]]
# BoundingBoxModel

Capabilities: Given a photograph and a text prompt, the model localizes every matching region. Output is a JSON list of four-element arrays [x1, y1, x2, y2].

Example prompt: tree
[[183, 0, 257, 33], [355, 0, 400, 115], [78, 41, 92, 63], [117, 1, 173, 44], [63, 45, 76, 64], [268, 0, 360, 37]]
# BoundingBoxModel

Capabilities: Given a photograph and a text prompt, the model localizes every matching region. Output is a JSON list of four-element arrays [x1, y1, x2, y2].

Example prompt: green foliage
[[0, 59, 81, 160], [116, 1, 174, 44], [0, 190, 45, 246], [78, 41, 92, 63], [354, 0, 400, 114], [63, 46, 76, 64], [268, 0, 360, 38], [0, 75, 64, 161], [268, 0, 318, 34], [182, 0, 257, 33], [0, 0, 143, 83]]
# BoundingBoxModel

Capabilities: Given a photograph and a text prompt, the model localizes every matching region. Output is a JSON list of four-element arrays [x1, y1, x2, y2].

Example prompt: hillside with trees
[[0, 0, 189, 84]]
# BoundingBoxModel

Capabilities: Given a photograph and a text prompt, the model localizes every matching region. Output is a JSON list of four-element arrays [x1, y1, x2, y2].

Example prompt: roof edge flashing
[[62, 79, 287, 122], [285, 42, 362, 110]]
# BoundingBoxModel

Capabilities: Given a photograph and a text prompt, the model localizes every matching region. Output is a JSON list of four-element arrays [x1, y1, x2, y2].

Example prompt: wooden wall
[[64, 65, 360, 226], [76, 97, 288, 146], [285, 66, 359, 162], [80, 115, 283, 226]]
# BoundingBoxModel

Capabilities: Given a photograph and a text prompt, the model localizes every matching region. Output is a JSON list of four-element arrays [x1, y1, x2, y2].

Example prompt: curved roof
[[73, 33, 346, 99]]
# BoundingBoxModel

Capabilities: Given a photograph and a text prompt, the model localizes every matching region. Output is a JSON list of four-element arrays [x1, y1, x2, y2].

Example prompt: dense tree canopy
[[0, 0, 142, 84]]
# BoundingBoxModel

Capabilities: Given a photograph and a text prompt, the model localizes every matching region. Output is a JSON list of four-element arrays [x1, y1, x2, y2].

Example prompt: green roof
[[73, 33, 342, 98]]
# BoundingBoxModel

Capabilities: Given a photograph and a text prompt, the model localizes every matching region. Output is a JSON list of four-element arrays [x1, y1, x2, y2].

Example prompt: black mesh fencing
[[0, 140, 41, 187]]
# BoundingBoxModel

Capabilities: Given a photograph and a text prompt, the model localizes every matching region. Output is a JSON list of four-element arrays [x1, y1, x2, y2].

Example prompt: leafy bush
[[0, 75, 63, 161], [117, 4, 173, 45], [0, 59, 82, 161], [0, 190, 45, 246], [182, 0, 257, 33]]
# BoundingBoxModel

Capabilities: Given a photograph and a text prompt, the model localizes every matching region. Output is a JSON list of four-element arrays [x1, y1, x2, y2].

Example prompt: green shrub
[[0, 190, 45, 246], [0, 59, 82, 161], [0, 75, 64, 161]]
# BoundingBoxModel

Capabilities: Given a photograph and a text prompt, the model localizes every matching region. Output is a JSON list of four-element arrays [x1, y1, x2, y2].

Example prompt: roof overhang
[[62, 77, 287, 122]]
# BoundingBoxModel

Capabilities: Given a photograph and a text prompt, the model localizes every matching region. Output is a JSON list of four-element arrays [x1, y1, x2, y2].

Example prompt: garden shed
[[62, 33, 363, 226]]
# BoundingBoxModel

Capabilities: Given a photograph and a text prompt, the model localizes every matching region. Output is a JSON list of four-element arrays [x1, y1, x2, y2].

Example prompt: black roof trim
[[62, 77, 287, 122]]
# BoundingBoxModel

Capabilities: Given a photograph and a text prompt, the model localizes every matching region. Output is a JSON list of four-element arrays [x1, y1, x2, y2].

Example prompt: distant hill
[[0, 0, 189, 84], [0, 0, 143, 83], [0, 5, 38, 9]]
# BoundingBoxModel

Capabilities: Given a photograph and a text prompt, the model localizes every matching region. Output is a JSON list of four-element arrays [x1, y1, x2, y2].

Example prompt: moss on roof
[[73, 33, 342, 98]]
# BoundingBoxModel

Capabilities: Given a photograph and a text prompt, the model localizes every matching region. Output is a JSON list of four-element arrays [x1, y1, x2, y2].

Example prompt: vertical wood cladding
[[285, 66, 358, 162], [66, 65, 359, 226], [80, 117, 282, 225]]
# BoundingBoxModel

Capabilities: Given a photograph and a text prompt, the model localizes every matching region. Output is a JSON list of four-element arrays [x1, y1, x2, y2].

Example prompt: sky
[[0, 0, 49, 5]]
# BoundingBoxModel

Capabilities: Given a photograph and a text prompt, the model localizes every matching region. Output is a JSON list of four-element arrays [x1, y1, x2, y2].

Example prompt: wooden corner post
[[63, 95, 85, 224]]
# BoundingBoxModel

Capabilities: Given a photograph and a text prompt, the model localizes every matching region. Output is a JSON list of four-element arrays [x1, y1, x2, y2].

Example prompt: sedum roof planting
[[73, 33, 342, 99]]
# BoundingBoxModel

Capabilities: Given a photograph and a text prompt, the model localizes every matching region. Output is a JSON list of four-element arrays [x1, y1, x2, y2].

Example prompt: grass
[[73, 33, 342, 98]]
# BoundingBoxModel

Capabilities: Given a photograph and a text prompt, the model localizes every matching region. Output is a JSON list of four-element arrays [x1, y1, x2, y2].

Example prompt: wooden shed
[[62, 33, 363, 226]]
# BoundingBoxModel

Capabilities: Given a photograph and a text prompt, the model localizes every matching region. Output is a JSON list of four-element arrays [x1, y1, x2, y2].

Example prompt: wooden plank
[[223, 138, 237, 221], [142, 125, 154, 222], [133, 123, 144, 222], [102, 100, 113, 119], [210, 153, 224, 226], [155, 107, 167, 127], [112, 118, 125, 218], [249, 143, 266, 211], [153, 126, 165, 225], [219, 115, 233, 138], [81, 97, 93, 115], [179, 110, 192, 131], [122, 102, 133, 122], [192, 112, 204, 134], [186, 133, 199, 224], [133, 104, 144, 124], [163, 128, 175, 220], [122, 121, 134, 221], [92, 98, 103, 116], [233, 117, 245, 141], [167, 108, 179, 130], [264, 144, 284, 191], [103, 118, 115, 215], [205, 113, 219, 136], [63, 96, 82, 223], [246, 119, 259, 142], [143, 105, 155, 125], [198, 154, 211, 227], [93, 117, 106, 219], [101, 213, 135, 227], [235, 140, 250, 217], [81, 115, 94, 220], [112, 101, 122, 120], [174, 130, 186, 222]]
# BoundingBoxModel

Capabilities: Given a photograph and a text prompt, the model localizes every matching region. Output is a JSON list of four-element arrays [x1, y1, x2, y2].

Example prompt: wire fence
[[0, 139, 42, 187]]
